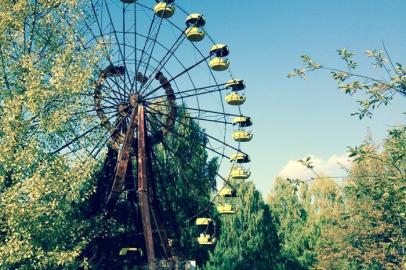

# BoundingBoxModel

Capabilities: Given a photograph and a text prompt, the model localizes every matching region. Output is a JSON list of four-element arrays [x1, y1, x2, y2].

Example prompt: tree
[[316, 127, 406, 269], [268, 178, 317, 269], [151, 108, 218, 264], [267, 173, 344, 270], [288, 47, 406, 118], [0, 1, 103, 269], [205, 180, 282, 270]]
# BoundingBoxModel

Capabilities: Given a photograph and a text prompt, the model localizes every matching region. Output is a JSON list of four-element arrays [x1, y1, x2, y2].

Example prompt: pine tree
[[151, 108, 218, 263], [268, 178, 316, 269], [268, 176, 344, 270], [205, 180, 282, 270]]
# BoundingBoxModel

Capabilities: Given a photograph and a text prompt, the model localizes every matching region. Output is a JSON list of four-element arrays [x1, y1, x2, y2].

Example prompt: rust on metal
[[155, 71, 177, 136], [94, 66, 127, 148], [105, 99, 138, 210], [150, 207, 173, 260], [137, 104, 156, 269]]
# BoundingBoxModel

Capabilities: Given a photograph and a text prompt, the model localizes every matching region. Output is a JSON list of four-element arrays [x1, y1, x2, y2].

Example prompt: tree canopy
[[268, 127, 405, 270], [206, 180, 281, 270]]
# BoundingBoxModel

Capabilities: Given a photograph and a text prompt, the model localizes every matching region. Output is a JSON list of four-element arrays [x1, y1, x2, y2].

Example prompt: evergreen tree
[[151, 108, 218, 263], [268, 176, 343, 270], [205, 180, 281, 270], [268, 178, 317, 269]]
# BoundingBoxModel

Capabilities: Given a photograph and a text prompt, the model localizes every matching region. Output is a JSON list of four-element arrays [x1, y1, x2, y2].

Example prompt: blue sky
[[177, 0, 406, 194], [104, 1, 405, 196]]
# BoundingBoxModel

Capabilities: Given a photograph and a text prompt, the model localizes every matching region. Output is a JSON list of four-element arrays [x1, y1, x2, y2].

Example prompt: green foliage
[[0, 158, 102, 270], [0, 1, 103, 269], [268, 178, 320, 269], [205, 180, 282, 270], [269, 127, 405, 270], [286, 45, 406, 267], [150, 108, 219, 263], [316, 127, 406, 270], [288, 47, 406, 119]]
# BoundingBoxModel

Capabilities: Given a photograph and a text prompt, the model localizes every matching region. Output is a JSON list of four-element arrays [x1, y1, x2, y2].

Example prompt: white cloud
[[278, 153, 352, 180]]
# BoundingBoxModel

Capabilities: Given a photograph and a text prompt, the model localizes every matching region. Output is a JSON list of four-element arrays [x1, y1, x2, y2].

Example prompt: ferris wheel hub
[[129, 94, 139, 107]]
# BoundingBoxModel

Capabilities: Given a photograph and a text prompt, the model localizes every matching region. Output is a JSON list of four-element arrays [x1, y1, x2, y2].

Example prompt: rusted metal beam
[[150, 206, 173, 259], [137, 104, 156, 269], [105, 104, 138, 210]]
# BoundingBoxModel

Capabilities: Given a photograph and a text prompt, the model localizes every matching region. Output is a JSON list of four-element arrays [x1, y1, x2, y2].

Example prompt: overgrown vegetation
[[0, 1, 404, 269], [268, 127, 405, 269]]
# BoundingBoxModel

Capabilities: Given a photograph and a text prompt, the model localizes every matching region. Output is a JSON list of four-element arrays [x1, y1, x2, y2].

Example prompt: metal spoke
[[90, 110, 130, 158], [146, 115, 236, 211], [143, 55, 211, 99], [140, 9, 166, 89], [103, 0, 133, 87], [139, 32, 185, 96], [135, 7, 157, 83], [146, 116, 212, 212], [147, 111, 230, 160], [144, 83, 227, 101], [146, 102, 243, 118], [85, 1, 133, 97], [50, 111, 120, 155], [147, 107, 232, 125]]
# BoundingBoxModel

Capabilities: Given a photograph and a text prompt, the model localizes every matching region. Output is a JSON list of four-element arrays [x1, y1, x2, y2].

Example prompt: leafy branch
[[297, 156, 321, 178], [347, 126, 405, 175], [288, 47, 406, 119]]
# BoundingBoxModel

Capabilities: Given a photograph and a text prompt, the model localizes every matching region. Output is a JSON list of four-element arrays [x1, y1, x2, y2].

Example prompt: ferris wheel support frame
[[105, 98, 173, 268], [138, 104, 174, 268], [137, 104, 156, 268]]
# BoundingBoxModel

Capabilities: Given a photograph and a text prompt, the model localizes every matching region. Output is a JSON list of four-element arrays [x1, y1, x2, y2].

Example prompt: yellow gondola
[[185, 27, 205, 42], [217, 203, 236, 214], [225, 79, 245, 91], [119, 247, 143, 256], [219, 187, 236, 197], [232, 130, 253, 142], [209, 57, 230, 71], [185, 14, 206, 42], [217, 188, 237, 214], [232, 116, 253, 127], [196, 218, 215, 245], [186, 13, 206, 27], [154, 1, 175, 18], [197, 234, 216, 245], [225, 91, 245, 105], [230, 166, 250, 180], [209, 44, 230, 71], [196, 217, 211, 226], [230, 152, 250, 163]]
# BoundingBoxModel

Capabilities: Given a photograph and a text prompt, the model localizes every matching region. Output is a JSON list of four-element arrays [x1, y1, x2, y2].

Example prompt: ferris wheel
[[43, 0, 253, 268]]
